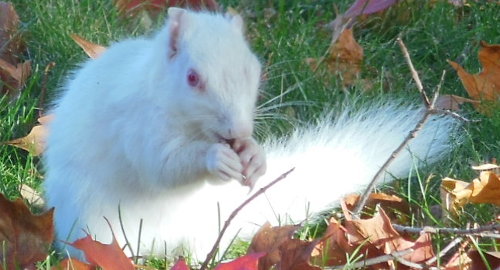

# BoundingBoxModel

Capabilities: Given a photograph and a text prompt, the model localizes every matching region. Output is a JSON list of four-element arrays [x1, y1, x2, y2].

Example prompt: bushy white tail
[[184, 100, 458, 258]]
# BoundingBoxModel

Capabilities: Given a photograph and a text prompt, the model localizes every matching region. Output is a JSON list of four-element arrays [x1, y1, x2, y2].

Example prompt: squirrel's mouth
[[215, 133, 235, 146]]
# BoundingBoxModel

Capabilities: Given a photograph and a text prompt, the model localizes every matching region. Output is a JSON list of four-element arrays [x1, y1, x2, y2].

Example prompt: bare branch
[[326, 248, 414, 270], [200, 168, 295, 270], [397, 37, 430, 107], [393, 223, 500, 236], [425, 237, 464, 266]]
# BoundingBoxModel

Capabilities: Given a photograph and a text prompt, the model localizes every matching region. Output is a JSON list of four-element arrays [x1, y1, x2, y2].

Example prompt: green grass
[[2, 0, 500, 268]]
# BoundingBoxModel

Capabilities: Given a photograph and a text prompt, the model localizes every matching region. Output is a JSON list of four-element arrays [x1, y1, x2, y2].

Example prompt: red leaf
[[170, 257, 190, 270], [214, 252, 266, 270], [344, 0, 400, 18], [68, 221, 134, 270]]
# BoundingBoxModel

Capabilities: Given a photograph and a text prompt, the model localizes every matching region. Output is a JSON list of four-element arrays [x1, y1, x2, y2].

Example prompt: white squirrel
[[44, 8, 458, 260]]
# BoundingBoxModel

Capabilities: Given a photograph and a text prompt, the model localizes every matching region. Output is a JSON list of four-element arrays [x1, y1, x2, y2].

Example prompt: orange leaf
[[247, 222, 299, 270], [4, 115, 52, 156], [70, 34, 107, 59], [52, 258, 95, 270], [214, 252, 266, 270], [69, 227, 134, 270], [0, 193, 54, 269], [448, 41, 500, 114], [343, 192, 410, 220]]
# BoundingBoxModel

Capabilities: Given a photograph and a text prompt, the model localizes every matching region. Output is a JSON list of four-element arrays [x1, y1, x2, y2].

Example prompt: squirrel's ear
[[225, 11, 244, 33], [167, 7, 188, 59]]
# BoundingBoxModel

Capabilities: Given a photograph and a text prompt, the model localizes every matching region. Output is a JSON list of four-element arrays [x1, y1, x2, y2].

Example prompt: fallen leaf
[[20, 184, 45, 208], [0, 193, 54, 269], [448, 41, 500, 114], [343, 192, 410, 220], [311, 218, 349, 266], [52, 258, 95, 270], [0, 2, 23, 63], [4, 114, 53, 156], [247, 222, 299, 270], [442, 171, 500, 214], [434, 94, 479, 111], [306, 28, 363, 86], [170, 257, 189, 270], [277, 239, 321, 270], [342, 203, 435, 268], [468, 250, 500, 270], [0, 2, 29, 99], [0, 57, 31, 98], [343, 0, 400, 18], [69, 224, 134, 270], [214, 252, 266, 270], [70, 34, 107, 59]]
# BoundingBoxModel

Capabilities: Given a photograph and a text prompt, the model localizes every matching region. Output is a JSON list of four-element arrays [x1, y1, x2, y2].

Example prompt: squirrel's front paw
[[206, 143, 244, 182], [232, 138, 267, 188]]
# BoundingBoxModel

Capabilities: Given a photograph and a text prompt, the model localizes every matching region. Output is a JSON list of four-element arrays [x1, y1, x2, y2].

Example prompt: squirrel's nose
[[228, 123, 253, 139]]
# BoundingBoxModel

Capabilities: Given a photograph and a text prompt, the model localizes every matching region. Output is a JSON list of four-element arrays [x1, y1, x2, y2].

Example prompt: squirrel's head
[[149, 8, 261, 142]]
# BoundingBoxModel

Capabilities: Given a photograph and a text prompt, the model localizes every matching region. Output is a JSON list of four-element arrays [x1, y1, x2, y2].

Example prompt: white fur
[[43, 9, 458, 260]]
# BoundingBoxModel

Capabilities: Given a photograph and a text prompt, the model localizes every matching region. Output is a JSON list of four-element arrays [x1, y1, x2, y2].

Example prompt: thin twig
[[199, 168, 295, 270], [425, 237, 464, 266], [352, 110, 433, 217], [393, 223, 500, 235], [326, 248, 414, 269], [397, 37, 430, 106], [352, 39, 462, 217]]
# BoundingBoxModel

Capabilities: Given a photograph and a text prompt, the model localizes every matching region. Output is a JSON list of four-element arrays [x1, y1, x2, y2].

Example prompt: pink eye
[[187, 69, 200, 87]]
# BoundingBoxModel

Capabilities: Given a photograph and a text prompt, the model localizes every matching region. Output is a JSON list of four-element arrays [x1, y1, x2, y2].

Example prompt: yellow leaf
[[70, 34, 107, 59], [441, 171, 500, 213]]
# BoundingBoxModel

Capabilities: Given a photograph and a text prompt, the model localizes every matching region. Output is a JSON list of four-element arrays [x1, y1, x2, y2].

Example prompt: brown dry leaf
[[0, 56, 31, 98], [306, 28, 363, 86], [0, 193, 54, 269], [277, 239, 321, 270], [0, 2, 30, 99], [4, 114, 53, 156], [71, 34, 107, 59], [311, 217, 349, 266], [468, 250, 500, 270], [247, 222, 300, 270], [0, 2, 23, 63], [52, 258, 95, 270], [448, 41, 500, 114], [69, 221, 134, 270], [342, 203, 435, 268], [442, 171, 500, 214], [435, 94, 480, 111], [343, 192, 410, 220]]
